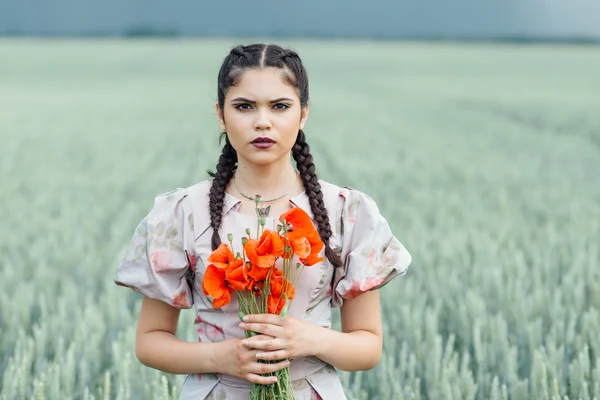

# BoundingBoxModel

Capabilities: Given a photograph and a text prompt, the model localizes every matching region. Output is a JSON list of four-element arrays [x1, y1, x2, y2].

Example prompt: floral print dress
[[114, 179, 412, 400]]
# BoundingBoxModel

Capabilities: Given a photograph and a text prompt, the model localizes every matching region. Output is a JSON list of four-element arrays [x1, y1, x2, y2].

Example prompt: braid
[[230, 45, 246, 57], [292, 130, 343, 269], [230, 45, 250, 62], [207, 136, 238, 250], [279, 49, 299, 61]]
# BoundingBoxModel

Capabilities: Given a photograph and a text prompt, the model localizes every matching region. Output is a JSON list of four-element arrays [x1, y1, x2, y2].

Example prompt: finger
[[243, 338, 284, 352], [242, 313, 284, 326], [241, 335, 275, 349], [256, 350, 289, 362], [240, 322, 283, 337], [242, 334, 273, 345], [246, 372, 279, 386], [249, 359, 290, 376]]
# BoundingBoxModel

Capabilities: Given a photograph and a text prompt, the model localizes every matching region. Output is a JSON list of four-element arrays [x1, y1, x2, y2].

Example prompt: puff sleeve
[[331, 187, 412, 308], [113, 188, 196, 309]]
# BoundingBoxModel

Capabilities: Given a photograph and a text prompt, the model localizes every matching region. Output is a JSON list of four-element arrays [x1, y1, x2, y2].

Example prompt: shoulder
[[142, 187, 194, 236], [149, 186, 190, 212], [317, 179, 381, 215], [146, 180, 212, 231], [153, 180, 213, 209], [183, 179, 215, 238], [317, 179, 376, 199], [184, 179, 213, 200]]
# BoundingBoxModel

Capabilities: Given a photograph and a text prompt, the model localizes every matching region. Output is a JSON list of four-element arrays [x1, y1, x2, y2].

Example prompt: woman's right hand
[[216, 335, 291, 385]]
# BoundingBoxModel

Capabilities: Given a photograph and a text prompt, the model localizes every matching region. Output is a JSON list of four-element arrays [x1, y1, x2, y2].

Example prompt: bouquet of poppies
[[202, 195, 324, 399]]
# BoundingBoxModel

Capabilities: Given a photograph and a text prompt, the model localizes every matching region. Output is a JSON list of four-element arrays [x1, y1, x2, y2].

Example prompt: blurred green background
[[1, 37, 599, 399]]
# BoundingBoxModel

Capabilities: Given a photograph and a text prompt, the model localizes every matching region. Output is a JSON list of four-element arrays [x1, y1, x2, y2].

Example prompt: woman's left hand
[[238, 314, 318, 361]]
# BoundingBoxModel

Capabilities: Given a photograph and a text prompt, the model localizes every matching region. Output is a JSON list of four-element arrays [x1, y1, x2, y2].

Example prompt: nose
[[253, 108, 272, 131]]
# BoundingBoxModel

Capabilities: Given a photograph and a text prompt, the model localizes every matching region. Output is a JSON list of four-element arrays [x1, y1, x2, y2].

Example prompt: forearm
[[311, 326, 382, 372], [136, 331, 222, 375]]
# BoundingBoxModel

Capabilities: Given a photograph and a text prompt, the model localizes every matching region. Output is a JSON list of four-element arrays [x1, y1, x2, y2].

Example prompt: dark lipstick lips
[[251, 137, 275, 143]]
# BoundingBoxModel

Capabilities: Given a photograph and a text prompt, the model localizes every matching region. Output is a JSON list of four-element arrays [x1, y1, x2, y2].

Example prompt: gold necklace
[[233, 176, 294, 218]]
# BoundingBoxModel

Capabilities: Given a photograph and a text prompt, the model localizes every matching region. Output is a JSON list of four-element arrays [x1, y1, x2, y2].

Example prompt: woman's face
[[217, 67, 308, 167]]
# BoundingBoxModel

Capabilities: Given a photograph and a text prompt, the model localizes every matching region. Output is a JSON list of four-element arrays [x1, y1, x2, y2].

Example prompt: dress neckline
[[224, 190, 309, 220]]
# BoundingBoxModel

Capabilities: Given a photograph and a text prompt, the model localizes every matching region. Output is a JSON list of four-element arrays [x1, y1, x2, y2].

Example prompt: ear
[[216, 102, 226, 131], [299, 103, 309, 130]]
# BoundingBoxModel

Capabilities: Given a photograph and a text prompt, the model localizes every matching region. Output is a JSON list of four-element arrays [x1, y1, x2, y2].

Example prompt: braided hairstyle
[[208, 44, 342, 269]]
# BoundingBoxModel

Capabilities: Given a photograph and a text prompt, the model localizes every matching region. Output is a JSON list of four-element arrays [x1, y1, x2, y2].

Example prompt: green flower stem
[[290, 262, 304, 290], [252, 291, 261, 315], [254, 197, 260, 240]]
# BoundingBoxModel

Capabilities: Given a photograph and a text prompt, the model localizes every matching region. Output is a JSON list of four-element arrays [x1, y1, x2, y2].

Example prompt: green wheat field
[[1, 39, 599, 400]]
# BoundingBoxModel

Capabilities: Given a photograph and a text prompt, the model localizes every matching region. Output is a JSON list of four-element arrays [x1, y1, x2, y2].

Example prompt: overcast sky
[[1, 0, 599, 38]]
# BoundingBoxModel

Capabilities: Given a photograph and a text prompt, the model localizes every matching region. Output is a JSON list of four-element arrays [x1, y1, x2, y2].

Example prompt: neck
[[234, 153, 300, 198]]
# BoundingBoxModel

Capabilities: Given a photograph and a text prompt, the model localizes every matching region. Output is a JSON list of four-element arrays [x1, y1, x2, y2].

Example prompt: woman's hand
[[216, 336, 291, 385], [238, 314, 318, 361]]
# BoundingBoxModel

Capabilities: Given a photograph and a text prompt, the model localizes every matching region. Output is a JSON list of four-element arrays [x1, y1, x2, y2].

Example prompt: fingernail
[[242, 315, 249, 322]]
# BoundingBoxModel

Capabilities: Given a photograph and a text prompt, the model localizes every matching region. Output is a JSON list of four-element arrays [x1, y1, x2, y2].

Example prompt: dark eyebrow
[[230, 97, 294, 103], [270, 97, 294, 103]]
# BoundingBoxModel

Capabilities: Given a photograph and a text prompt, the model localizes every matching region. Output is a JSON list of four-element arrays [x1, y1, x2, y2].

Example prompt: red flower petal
[[207, 243, 235, 269], [213, 289, 232, 308], [203, 264, 227, 299]]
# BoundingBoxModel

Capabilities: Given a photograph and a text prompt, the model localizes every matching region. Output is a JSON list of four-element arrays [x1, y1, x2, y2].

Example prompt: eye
[[273, 103, 290, 111], [234, 103, 253, 111]]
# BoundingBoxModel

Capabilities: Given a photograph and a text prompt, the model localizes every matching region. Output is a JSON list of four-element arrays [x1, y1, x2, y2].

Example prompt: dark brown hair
[[207, 44, 342, 269]]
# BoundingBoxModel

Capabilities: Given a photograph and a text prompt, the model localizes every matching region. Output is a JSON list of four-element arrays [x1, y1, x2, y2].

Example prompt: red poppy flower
[[279, 207, 324, 266], [269, 269, 295, 300], [279, 207, 314, 233], [257, 230, 285, 257], [285, 232, 311, 259], [202, 264, 233, 307], [225, 259, 247, 291], [267, 294, 285, 314], [207, 243, 235, 269], [244, 231, 280, 269], [286, 228, 324, 267], [247, 261, 270, 282], [266, 271, 295, 314]]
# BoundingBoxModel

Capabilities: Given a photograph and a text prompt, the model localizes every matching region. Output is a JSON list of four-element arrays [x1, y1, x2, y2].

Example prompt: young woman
[[114, 43, 412, 400]]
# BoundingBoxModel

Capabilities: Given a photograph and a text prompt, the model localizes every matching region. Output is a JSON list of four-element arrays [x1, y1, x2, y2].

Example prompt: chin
[[247, 152, 290, 167]]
